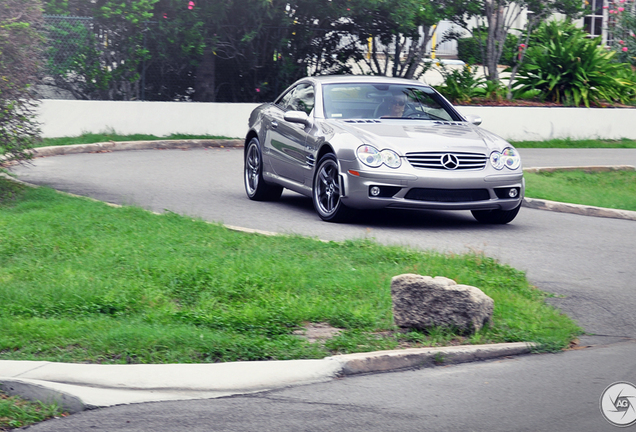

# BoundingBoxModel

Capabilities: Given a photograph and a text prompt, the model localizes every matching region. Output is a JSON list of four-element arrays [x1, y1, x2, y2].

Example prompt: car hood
[[331, 120, 507, 153]]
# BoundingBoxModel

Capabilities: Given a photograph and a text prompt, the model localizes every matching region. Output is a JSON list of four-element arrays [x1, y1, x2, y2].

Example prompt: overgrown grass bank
[[0, 179, 580, 363], [524, 169, 636, 211]]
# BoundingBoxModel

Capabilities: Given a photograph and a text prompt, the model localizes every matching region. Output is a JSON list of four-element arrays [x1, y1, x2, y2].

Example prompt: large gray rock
[[391, 274, 494, 334]]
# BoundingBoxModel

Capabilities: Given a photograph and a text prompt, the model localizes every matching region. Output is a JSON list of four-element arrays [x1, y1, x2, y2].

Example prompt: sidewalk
[[0, 343, 533, 413]]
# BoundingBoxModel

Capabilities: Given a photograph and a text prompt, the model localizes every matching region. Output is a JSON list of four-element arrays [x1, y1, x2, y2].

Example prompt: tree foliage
[[40, 0, 450, 102], [348, 0, 449, 79], [0, 0, 43, 166], [445, 0, 583, 82], [43, 0, 158, 100]]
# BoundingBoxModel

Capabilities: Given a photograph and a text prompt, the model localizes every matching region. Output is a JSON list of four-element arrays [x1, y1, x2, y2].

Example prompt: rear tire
[[312, 153, 354, 222], [471, 204, 521, 224], [244, 137, 283, 201]]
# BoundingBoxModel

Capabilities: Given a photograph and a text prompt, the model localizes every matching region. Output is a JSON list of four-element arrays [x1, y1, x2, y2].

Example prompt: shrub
[[0, 0, 43, 166], [456, 31, 519, 67], [434, 63, 485, 104], [606, 0, 636, 66], [511, 19, 635, 107]]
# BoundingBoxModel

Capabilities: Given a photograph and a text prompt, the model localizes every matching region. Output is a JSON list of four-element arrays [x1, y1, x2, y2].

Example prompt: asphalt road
[[8, 147, 636, 431]]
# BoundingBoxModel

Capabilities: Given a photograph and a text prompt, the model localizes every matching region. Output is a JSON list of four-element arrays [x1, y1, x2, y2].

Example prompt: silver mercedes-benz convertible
[[244, 75, 524, 223]]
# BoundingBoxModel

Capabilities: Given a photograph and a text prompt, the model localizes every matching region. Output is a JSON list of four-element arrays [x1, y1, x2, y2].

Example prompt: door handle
[[271, 121, 279, 129]]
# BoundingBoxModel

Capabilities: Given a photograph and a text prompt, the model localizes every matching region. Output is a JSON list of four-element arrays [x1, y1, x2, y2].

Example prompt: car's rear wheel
[[244, 137, 283, 201], [312, 153, 353, 222], [471, 204, 521, 224]]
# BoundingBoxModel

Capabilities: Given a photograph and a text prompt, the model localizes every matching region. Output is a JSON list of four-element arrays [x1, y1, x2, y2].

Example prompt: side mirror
[[464, 114, 482, 126], [284, 110, 312, 128]]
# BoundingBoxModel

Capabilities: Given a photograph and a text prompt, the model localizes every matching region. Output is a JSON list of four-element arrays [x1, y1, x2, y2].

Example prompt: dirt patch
[[293, 322, 344, 344]]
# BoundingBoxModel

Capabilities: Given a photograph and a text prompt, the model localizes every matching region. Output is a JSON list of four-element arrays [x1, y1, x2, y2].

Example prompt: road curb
[[522, 197, 636, 221], [329, 342, 535, 375], [30, 139, 244, 158]]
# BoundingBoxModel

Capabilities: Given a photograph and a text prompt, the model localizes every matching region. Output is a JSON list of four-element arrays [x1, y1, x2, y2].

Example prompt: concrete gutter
[[0, 342, 534, 413]]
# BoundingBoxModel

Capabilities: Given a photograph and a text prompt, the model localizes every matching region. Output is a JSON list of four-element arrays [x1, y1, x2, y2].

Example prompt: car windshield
[[322, 83, 460, 121]]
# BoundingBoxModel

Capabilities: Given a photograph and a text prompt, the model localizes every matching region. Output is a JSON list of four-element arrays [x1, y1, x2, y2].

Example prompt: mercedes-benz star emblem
[[441, 153, 459, 170]]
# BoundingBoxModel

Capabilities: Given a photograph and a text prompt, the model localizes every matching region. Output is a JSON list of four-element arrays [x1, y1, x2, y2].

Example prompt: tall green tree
[[445, 0, 583, 83], [151, 0, 367, 102], [0, 0, 43, 166], [349, 0, 449, 79]]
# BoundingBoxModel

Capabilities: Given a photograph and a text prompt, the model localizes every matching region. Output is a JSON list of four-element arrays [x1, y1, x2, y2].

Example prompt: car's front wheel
[[244, 137, 283, 201], [471, 204, 521, 224], [312, 153, 353, 222]]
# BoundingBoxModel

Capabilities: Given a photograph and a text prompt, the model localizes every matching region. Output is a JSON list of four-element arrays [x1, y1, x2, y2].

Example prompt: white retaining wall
[[37, 99, 636, 141]]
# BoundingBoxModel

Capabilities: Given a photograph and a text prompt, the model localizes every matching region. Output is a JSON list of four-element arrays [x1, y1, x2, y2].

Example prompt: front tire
[[244, 137, 283, 201], [471, 204, 521, 224], [312, 153, 354, 222]]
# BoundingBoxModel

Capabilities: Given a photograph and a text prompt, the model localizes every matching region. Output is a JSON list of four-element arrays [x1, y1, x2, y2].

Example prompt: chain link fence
[[41, 15, 196, 101]]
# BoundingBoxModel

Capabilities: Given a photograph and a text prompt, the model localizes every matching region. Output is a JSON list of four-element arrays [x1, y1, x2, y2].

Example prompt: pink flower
[[619, 7, 625, 11], [188, 1, 195, 10], [609, 10, 615, 13], [619, 40, 625, 44], [623, 47, 628, 52], [603, 5, 609, 8]]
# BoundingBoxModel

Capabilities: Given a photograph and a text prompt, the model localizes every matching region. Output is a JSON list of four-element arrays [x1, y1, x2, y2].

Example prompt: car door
[[265, 83, 315, 185]]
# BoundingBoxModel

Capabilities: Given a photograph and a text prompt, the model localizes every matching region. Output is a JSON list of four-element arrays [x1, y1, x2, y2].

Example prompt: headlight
[[380, 149, 402, 168], [490, 151, 504, 170], [490, 147, 520, 170], [357, 145, 401, 169], [357, 145, 382, 167], [502, 148, 521, 170]]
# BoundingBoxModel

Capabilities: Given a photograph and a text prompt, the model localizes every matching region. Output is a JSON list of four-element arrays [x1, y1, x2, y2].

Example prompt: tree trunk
[[194, 47, 216, 102], [484, 0, 504, 82]]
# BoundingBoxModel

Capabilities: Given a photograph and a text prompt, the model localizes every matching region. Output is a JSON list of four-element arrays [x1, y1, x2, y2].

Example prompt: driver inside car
[[378, 94, 408, 118]]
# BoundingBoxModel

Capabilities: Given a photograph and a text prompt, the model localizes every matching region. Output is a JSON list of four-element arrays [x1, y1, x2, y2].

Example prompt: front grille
[[406, 152, 487, 170], [404, 188, 490, 202]]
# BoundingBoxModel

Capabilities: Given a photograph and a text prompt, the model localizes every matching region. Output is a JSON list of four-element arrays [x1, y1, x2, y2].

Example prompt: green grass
[[38, 132, 233, 148], [0, 178, 580, 364], [512, 138, 636, 148], [0, 391, 66, 430], [524, 169, 636, 211], [32, 134, 636, 149]]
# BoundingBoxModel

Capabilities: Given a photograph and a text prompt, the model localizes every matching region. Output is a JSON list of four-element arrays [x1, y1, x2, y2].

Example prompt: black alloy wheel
[[244, 137, 283, 201], [312, 153, 353, 222]]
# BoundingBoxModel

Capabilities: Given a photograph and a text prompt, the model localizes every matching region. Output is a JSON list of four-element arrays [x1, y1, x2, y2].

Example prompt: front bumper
[[338, 160, 525, 211]]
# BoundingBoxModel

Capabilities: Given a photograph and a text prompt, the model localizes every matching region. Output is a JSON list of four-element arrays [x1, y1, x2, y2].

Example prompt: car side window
[[276, 83, 315, 115]]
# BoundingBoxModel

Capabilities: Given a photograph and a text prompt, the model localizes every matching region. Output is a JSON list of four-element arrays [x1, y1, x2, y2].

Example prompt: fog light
[[370, 186, 381, 197], [508, 188, 519, 198]]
